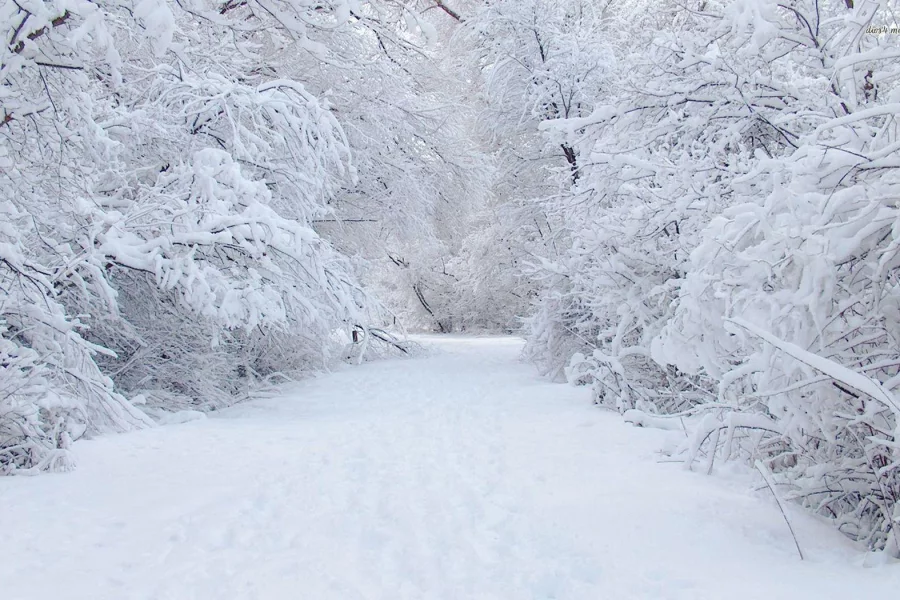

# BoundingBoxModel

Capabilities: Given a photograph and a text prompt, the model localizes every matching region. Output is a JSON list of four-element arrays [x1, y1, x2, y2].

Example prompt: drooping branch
[[10, 10, 71, 54], [413, 283, 446, 332]]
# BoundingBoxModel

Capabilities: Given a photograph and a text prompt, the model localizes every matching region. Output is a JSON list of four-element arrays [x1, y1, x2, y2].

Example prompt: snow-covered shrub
[[522, 0, 773, 409], [645, 0, 900, 555], [514, 0, 900, 553], [469, 0, 900, 553], [658, 107, 900, 556], [0, 0, 379, 471], [1, 119, 153, 473]]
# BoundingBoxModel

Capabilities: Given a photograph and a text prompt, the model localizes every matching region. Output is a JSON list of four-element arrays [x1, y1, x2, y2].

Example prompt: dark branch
[[434, 1, 463, 22], [11, 10, 71, 54]]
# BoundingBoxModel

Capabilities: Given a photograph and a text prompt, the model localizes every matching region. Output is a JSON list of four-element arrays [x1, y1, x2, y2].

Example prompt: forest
[[2, 0, 900, 563]]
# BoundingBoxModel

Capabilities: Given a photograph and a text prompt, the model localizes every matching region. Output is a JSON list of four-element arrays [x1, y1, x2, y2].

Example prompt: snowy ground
[[2, 336, 897, 600]]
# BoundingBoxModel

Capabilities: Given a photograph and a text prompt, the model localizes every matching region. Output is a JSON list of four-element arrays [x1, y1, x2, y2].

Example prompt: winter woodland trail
[[2, 336, 896, 599]]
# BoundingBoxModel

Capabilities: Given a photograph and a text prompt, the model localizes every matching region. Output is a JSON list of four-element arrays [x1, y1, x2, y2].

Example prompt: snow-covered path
[[2, 336, 896, 599]]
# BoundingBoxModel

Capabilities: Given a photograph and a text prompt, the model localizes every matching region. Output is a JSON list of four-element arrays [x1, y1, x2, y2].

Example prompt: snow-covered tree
[[0, 0, 378, 472], [514, 0, 900, 554], [652, 0, 900, 555], [432, 0, 617, 338]]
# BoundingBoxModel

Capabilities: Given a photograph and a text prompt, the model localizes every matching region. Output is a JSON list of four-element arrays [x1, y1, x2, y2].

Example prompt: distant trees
[[421, 0, 615, 335]]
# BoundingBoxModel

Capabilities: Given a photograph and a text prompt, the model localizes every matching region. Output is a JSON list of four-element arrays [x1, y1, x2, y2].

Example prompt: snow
[[729, 317, 900, 418], [1, 336, 897, 599]]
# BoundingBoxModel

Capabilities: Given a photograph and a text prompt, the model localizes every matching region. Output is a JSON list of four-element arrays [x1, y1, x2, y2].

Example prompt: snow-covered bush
[[0, 200, 154, 474], [649, 0, 900, 555], [526, 0, 816, 409], [514, 0, 900, 554], [0, 0, 378, 472]]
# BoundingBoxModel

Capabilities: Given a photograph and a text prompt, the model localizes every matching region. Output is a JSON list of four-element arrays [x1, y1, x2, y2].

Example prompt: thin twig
[[755, 460, 805, 560]]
